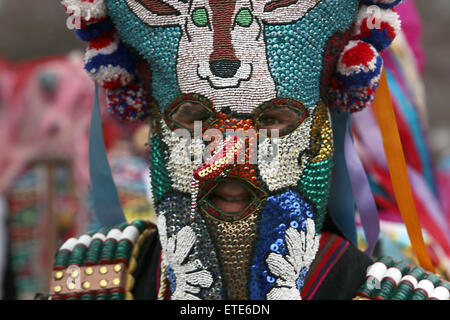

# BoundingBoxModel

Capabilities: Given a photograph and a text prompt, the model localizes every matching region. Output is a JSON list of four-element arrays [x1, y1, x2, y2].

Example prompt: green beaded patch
[[297, 158, 333, 232], [149, 135, 172, 204]]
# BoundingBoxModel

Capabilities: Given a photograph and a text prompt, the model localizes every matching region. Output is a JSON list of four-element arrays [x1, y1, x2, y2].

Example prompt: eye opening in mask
[[164, 93, 216, 131], [253, 98, 309, 137]]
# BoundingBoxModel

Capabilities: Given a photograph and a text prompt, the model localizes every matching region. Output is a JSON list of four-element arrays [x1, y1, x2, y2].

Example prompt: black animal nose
[[210, 60, 241, 78]]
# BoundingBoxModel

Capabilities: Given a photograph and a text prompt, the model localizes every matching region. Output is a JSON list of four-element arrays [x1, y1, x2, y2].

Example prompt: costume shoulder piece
[[49, 220, 156, 300], [355, 256, 450, 300]]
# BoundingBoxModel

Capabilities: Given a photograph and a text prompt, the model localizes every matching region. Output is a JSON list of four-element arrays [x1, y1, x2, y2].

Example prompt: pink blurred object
[[395, 0, 425, 72], [0, 53, 95, 196]]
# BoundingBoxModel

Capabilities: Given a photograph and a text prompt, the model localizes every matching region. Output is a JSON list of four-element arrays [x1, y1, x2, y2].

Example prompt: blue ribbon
[[329, 112, 357, 245], [89, 85, 126, 227]]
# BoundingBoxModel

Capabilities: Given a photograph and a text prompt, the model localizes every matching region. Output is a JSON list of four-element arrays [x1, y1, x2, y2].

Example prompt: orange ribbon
[[372, 68, 435, 272]]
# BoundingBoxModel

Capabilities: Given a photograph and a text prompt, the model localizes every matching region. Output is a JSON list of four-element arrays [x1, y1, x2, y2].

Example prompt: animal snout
[[210, 60, 241, 78]]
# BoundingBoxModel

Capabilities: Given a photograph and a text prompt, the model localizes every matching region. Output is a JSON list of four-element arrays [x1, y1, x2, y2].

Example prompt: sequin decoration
[[257, 107, 313, 191], [297, 160, 333, 233], [57, 0, 408, 301], [308, 102, 334, 163], [156, 194, 224, 300], [149, 134, 172, 204], [64, 0, 403, 118], [265, 219, 320, 300], [160, 119, 203, 194], [202, 209, 261, 300], [157, 214, 213, 300], [250, 190, 316, 300], [297, 104, 334, 232]]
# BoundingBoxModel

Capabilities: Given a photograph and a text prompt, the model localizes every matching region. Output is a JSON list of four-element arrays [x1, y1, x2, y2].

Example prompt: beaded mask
[[63, 0, 402, 299]]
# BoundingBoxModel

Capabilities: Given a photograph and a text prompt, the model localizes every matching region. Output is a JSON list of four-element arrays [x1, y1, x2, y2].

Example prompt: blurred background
[[0, 0, 448, 299]]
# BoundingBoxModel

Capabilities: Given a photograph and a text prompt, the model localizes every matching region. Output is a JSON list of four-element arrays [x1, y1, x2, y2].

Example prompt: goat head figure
[[126, 0, 322, 112]]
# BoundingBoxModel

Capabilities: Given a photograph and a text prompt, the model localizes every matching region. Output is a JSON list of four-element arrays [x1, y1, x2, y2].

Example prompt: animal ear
[[126, 0, 188, 26], [254, 0, 321, 24]]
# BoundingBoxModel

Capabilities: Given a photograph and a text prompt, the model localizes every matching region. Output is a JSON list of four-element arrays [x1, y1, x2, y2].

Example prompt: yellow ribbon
[[372, 68, 435, 272]]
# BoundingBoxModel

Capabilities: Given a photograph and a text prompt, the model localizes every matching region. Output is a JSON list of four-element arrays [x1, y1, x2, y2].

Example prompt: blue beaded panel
[[166, 265, 177, 294], [264, 0, 359, 107], [105, 0, 359, 110], [250, 190, 315, 300]]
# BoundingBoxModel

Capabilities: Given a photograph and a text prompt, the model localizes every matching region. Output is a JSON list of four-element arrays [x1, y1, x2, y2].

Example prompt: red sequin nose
[[193, 113, 261, 186]]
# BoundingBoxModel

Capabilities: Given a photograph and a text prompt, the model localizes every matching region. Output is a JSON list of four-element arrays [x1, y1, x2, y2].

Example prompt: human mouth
[[209, 179, 252, 213], [209, 194, 251, 213], [199, 178, 252, 214]]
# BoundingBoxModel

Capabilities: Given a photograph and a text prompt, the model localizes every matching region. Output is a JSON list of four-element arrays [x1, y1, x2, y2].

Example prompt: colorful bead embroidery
[[156, 193, 224, 300], [50, 220, 155, 300], [61, 0, 403, 117], [157, 214, 213, 300]]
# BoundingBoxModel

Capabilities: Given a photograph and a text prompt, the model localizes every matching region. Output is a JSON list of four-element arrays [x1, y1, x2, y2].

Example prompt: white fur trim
[[61, 0, 107, 21], [84, 41, 119, 63], [89, 65, 134, 86]]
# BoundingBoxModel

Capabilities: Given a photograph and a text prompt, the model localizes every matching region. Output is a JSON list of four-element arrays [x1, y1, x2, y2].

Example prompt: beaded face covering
[[65, 0, 402, 300], [103, 0, 358, 300]]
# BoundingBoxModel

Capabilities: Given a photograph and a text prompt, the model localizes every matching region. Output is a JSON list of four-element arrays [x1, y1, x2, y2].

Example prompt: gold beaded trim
[[157, 254, 169, 300], [309, 102, 333, 163], [125, 228, 154, 300]]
